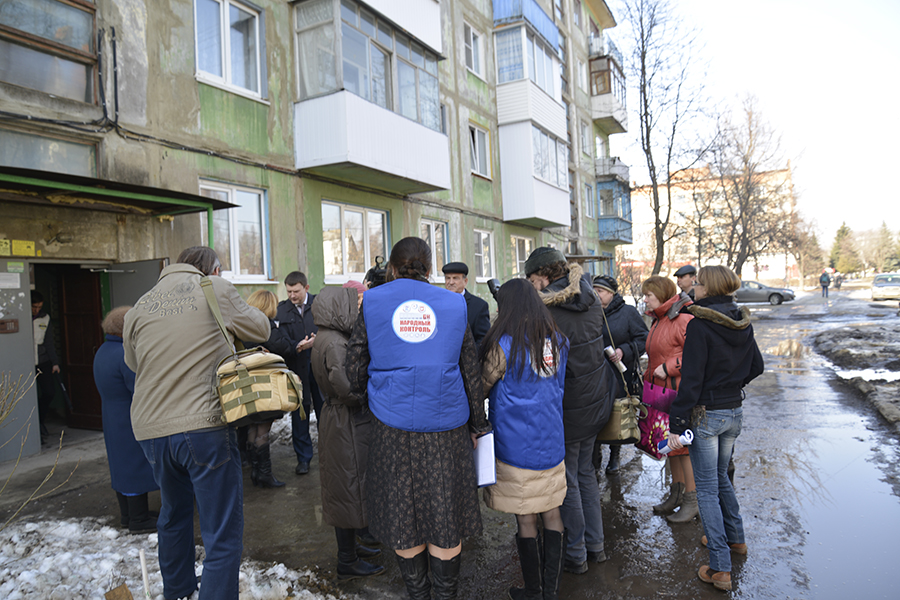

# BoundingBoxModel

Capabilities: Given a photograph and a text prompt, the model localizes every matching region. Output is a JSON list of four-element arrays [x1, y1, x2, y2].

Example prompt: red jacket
[[644, 294, 693, 391]]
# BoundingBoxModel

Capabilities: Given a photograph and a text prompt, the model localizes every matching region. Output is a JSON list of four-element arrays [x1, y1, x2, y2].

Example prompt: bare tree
[[620, 0, 712, 274], [707, 96, 794, 276], [786, 214, 824, 287]]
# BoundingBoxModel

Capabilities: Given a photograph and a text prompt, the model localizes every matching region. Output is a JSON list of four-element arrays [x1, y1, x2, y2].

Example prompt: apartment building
[[0, 0, 628, 458]]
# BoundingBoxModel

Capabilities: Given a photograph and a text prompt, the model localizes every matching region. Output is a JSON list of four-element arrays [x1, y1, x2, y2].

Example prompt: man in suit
[[275, 271, 324, 475], [442, 262, 491, 349]]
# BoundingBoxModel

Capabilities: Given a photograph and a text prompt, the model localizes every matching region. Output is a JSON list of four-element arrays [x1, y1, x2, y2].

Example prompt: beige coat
[[123, 264, 269, 441]]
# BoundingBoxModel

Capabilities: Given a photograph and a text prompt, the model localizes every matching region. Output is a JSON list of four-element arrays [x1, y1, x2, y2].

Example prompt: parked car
[[735, 281, 795, 305], [871, 273, 900, 301]]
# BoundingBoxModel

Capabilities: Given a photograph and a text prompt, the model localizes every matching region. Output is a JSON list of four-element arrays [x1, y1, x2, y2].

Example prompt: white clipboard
[[474, 432, 496, 487]]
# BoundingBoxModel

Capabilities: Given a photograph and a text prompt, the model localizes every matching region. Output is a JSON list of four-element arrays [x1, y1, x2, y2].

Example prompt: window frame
[[321, 200, 390, 284], [199, 180, 271, 283], [473, 229, 495, 282], [463, 21, 485, 80], [420, 218, 449, 282], [469, 122, 491, 179], [584, 183, 594, 218], [194, 0, 266, 101], [0, 0, 98, 103], [580, 119, 591, 157], [511, 235, 535, 277]]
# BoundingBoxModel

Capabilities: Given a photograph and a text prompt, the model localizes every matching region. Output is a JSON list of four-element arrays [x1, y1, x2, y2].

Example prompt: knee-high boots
[[542, 529, 566, 600], [509, 535, 542, 600], [396, 551, 431, 600]]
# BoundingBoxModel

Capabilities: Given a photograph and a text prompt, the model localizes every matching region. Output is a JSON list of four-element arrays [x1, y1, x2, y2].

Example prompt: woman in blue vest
[[346, 237, 490, 600], [480, 279, 569, 600]]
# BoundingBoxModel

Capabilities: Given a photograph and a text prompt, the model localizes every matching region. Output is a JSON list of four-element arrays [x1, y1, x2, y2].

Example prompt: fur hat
[[524, 247, 566, 277]]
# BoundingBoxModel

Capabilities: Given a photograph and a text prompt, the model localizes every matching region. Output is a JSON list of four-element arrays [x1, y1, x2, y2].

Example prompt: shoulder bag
[[595, 306, 645, 445]]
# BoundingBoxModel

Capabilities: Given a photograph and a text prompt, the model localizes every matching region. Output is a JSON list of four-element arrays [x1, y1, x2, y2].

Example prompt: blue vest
[[489, 335, 567, 470], [364, 278, 469, 432]]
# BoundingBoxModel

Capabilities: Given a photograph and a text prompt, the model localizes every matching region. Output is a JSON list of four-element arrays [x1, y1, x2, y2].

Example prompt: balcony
[[497, 79, 567, 140], [494, 0, 558, 48], [595, 157, 630, 182], [591, 89, 627, 134], [294, 91, 451, 195], [588, 35, 624, 68], [598, 216, 633, 244]]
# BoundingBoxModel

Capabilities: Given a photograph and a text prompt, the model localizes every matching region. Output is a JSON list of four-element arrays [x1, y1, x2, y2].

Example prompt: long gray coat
[[310, 286, 372, 529]]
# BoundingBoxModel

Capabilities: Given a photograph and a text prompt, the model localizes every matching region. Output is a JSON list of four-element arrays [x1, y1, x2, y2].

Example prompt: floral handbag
[[636, 403, 670, 461], [641, 381, 677, 414]]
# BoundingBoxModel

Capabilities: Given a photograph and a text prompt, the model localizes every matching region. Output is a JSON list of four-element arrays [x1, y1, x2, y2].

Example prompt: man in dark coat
[[31, 290, 60, 444], [525, 247, 617, 575], [275, 270, 325, 475], [441, 261, 491, 349], [674, 265, 697, 300]]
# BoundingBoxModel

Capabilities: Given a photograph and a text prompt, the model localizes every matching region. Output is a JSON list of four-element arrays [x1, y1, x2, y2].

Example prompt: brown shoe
[[698, 565, 732, 591], [701, 535, 748, 555]]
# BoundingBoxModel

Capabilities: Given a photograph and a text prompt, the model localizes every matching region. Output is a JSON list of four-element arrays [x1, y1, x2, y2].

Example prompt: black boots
[[510, 535, 542, 600], [396, 551, 431, 600], [429, 554, 461, 600], [116, 492, 157, 534], [605, 445, 621, 475], [335, 527, 384, 580], [249, 443, 285, 488], [542, 529, 566, 600]]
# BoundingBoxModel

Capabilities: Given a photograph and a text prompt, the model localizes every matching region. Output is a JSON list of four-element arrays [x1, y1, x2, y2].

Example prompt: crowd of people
[[85, 239, 764, 599]]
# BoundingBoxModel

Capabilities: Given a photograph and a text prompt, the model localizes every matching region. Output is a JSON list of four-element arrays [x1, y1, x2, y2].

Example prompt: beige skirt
[[483, 459, 567, 515]]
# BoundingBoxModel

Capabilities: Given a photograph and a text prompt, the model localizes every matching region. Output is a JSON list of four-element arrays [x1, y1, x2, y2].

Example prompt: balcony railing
[[597, 216, 633, 244], [595, 157, 630, 181], [588, 35, 623, 68]]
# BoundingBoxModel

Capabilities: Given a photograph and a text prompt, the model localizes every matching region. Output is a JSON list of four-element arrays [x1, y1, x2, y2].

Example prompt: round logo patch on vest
[[392, 300, 437, 343]]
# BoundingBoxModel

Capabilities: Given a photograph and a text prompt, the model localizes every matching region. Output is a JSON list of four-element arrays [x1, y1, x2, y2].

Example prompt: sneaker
[[563, 558, 588, 574]]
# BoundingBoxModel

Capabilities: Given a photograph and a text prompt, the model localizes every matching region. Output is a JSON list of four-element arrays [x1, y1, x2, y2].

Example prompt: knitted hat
[[524, 247, 566, 277], [342, 280, 367, 294], [592, 275, 618, 293]]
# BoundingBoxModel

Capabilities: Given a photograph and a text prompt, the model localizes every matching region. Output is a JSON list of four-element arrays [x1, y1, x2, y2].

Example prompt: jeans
[[292, 367, 324, 463], [689, 407, 744, 572], [559, 436, 604, 562], [821, 285, 828, 297], [139, 427, 243, 600]]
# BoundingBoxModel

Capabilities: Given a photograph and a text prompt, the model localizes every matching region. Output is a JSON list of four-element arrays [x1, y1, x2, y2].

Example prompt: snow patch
[[835, 369, 900, 382]]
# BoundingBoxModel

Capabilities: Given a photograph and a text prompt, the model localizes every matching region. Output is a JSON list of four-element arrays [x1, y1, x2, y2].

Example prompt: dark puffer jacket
[[539, 263, 617, 443], [600, 294, 649, 397], [311, 286, 372, 529], [669, 295, 765, 435]]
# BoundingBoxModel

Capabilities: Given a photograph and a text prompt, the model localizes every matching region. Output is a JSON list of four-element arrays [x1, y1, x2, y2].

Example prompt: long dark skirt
[[366, 415, 482, 550]]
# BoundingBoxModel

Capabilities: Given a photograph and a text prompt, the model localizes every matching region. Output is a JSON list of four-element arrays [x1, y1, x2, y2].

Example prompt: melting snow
[[835, 369, 900, 382]]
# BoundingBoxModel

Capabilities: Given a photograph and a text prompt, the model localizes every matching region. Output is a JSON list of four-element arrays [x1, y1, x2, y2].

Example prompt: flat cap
[[673, 265, 697, 277], [524, 247, 566, 277], [441, 262, 469, 276]]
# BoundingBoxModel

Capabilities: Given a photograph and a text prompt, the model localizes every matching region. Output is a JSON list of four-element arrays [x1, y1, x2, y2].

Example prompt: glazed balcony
[[597, 216, 633, 244], [595, 157, 630, 182]]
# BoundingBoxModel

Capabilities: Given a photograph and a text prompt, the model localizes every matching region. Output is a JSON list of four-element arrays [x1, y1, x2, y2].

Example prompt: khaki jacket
[[123, 264, 269, 441]]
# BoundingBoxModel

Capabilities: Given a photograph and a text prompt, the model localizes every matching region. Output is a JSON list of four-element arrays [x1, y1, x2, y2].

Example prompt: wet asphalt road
[[4, 291, 900, 599]]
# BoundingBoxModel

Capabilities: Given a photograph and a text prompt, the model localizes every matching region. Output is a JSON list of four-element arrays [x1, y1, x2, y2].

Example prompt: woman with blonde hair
[[641, 275, 698, 522], [242, 289, 294, 488], [666, 266, 763, 591]]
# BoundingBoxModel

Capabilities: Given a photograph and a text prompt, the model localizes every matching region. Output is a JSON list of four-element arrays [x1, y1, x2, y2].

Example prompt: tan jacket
[[123, 264, 269, 441]]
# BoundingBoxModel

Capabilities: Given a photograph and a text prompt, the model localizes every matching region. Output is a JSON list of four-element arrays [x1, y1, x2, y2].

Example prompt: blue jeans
[[689, 407, 745, 572], [559, 436, 604, 562], [292, 367, 324, 463], [139, 427, 243, 600]]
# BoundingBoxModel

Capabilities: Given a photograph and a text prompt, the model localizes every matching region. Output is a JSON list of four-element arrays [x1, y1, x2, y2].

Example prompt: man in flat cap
[[673, 265, 697, 300], [442, 262, 491, 349]]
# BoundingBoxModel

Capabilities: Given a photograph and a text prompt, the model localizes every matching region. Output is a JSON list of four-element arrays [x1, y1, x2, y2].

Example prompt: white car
[[871, 273, 900, 301]]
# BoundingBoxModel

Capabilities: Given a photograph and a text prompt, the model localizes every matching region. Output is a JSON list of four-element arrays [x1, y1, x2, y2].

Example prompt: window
[[473, 230, 494, 280], [569, 171, 577, 229], [200, 182, 268, 280], [464, 22, 484, 78], [574, 0, 582, 28], [531, 125, 567, 189], [590, 56, 626, 105], [295, 0, 337, 99], [595, 134, 605, 158], [420, 219, 448, 278], [564, 100, 573, 162], [337, 0, 440, 131], [585, 184, 594, 218], [195, 0, 265, 97], [559, 35, 568, 95], [555, 0, 565, 22], [599, 188, 616, 216], [321, 201, 388, 282], [0, 128, 95, 176], [512, 236, 534, 276], [0, 0, 96, 102], [469, 124, 490, 177], [527, 32, 556, 98], [495, 26, 524, 84], [580, 120, 590, 156], [577, 59, 587, 91]]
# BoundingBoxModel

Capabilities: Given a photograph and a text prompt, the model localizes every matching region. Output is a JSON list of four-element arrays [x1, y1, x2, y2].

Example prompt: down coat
[[310, 286, 372, 529], [644, 292, 693, 392], [539, 263, 617, 443], [600, 294, 649, 397]]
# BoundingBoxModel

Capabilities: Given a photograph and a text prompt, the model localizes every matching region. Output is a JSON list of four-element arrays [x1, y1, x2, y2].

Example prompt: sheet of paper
[[474, 431, 496, 487]]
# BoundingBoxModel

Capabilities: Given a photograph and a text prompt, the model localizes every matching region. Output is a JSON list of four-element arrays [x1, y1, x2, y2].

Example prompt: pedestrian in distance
[[311, 282, 384, 581], [275, 271, 325, 476], [93, 305, 159, 535], [123, 246, 270, 600], [346, 237, 490, 600], [591, 275, 648, 475], [674, 265, 697, 301], [241, 290, 295, 489], [442, 261, 491, 349], [667, 265, 764, 591], [819, 269, 831, 298], [524, 247, 617, 575], [480, 278, 569, 600], [641, 275, 699, 523], [31, 290, 60, 445]]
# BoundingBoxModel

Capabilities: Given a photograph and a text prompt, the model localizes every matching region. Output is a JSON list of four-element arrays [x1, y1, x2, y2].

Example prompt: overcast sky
[[608, 0, 900, 245]]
